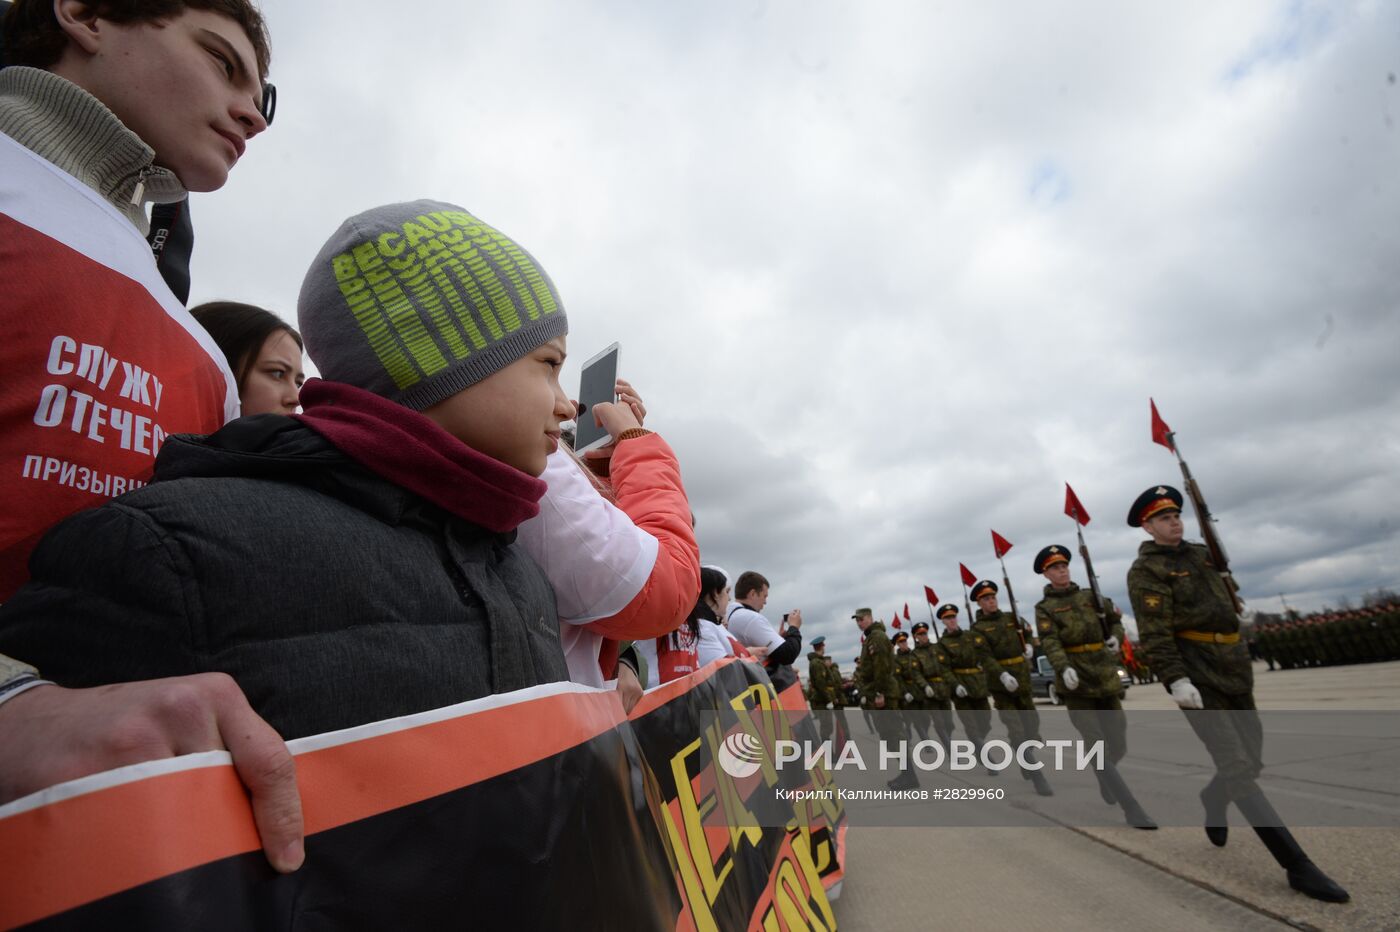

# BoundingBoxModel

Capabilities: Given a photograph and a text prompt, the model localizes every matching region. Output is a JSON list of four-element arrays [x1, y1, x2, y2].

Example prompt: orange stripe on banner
[[0, 688, 625, 929], [629, 656, 743, 719]]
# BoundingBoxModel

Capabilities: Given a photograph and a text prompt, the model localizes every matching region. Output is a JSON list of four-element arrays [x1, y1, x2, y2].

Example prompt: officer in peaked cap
[[1126, 483, 1347, 902], [931, 603, 993, 763], [1127, 485, 1183, 527], [910, 620, 954, 746], [970, 577, 1051, 795], [1033, 542, 1152, 824]]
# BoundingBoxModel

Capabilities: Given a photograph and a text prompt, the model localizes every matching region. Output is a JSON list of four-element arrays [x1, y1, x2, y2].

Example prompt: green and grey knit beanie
[[297, 199, 568, 410]]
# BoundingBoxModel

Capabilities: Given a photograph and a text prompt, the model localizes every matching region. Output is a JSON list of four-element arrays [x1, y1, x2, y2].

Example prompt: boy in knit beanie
[[0, 200, 578, 744]]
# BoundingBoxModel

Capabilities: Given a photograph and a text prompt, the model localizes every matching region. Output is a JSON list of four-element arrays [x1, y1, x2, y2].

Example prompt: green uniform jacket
[[894, 647, 931, 704], [1127, 540, 1253, 696], [911, 642, 950, 702], [1035, 583, 1125, 699], [807, 651, 836, 707], [971, 609, 1031, 694], [825, 659, 846, 708], [856, 622, 901, 709], [931, 628, 992, 700]]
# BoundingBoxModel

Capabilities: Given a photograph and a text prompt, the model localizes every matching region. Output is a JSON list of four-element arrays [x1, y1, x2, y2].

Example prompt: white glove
[[1062, 667, 1080, 691], [903, 692, 914, 703], [999, 672, 1018, 692], [1105, 635, 1120, 651], [924, 685, 935, 698], [1024, 644, 1035, 660], [825, 702, 834, 710], [955, 685, 968, 699], [1169, 678, 1204, 710]]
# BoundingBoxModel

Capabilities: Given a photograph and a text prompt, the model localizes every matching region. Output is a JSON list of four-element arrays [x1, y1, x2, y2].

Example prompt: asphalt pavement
[[831, 659, 1400, 931]]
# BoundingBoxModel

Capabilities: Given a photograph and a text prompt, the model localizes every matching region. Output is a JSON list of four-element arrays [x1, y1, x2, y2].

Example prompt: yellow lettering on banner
[[774, 857, 831, 931], [787, 824, 837, 928], [658, 799, 718, 932], [670, 736, 733, 910]]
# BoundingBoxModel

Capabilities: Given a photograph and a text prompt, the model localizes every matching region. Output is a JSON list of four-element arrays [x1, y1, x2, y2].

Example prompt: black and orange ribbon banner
[[1, 659, 845, 930]]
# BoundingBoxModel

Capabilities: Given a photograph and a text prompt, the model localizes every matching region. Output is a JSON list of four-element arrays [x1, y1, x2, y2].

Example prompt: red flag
[[991, 529, 1013, 558], [1064, 483, 1091, 526], [1150, 398, 1175, 450], [959, 563, 977, 587], [903, 603, 911, 620], [891, 612, 902, 629], [924, 585, 938, 605], [1122, 637, 1136, 664]]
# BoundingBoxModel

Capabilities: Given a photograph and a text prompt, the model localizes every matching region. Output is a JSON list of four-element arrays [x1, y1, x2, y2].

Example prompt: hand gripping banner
[[0, 659, 845, 930]]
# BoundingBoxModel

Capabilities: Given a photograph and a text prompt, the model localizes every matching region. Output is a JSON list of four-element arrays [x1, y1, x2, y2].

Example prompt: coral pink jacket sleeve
[[582, 433, 700, 639]]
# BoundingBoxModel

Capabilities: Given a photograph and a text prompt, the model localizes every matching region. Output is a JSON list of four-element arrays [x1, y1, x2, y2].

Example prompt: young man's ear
[[53, 0, 105, 56]]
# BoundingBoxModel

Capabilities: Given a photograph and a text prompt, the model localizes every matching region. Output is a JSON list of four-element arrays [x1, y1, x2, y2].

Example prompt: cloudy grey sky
[[192, 1, 1400, 665]]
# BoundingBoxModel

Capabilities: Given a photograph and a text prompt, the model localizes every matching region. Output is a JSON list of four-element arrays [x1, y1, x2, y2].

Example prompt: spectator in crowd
[[695, 566, 737, 667], [190, 301, 305, 415], [0, 0, 302, 873], [727, 570, 803, 691], [0, 200, 585, 773]]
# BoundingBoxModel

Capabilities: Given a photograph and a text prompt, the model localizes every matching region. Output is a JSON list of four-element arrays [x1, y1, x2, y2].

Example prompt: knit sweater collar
[[0, 66, 186, 233]]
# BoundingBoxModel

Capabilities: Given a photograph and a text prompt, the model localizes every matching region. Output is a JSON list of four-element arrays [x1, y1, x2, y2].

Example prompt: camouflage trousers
[[902, 702, 955, 745], [951, 696, 992, 746], [1182, 684, 1262, 801], [1064, 695, 1127, 764], [990, 687, 1042, 750]]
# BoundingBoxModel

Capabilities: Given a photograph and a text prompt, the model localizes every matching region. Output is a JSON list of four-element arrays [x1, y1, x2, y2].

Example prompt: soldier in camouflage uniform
[[931, 604, 994, 765], [1034, 545, 1153, 826], [1127, 485, 1347, 903], [892, 630, 932, 742], [911, 621, 955, 747], [807, 636, 840, 744], [971, 579, 1053, 796], [854, 608, 918, 790]]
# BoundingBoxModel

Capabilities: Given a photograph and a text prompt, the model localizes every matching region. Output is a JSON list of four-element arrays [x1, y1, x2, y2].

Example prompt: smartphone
[[574, 342, 620, 454]]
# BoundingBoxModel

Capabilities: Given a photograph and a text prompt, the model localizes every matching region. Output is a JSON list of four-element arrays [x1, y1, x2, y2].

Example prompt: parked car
[[1030, 653, 1131, 705]]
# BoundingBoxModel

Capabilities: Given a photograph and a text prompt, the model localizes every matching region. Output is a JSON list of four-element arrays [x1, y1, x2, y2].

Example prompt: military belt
[[953, 667, 981, 675], [1064, 642, 1103, 654], [1176, 629, 1240, 645], [997, 655, 1025, 665], [929, 677, 944, 682]]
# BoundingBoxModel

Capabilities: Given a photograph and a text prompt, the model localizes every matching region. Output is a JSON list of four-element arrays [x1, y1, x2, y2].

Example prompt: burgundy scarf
[[293, 379, 545, 533]]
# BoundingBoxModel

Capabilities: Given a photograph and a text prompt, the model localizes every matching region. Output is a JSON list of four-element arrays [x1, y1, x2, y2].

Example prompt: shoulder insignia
[[1169, 570, 1192, 577], [1144, 594, 1163, 610], [1054, 605, 1072, 613], [1037, 622, 1051, 634]]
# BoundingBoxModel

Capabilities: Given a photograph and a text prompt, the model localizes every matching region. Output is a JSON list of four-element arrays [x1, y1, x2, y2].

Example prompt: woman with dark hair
[[190, 301, 305, 415]]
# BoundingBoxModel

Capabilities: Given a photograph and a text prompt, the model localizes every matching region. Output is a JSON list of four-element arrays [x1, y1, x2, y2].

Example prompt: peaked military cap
[[911, 621, 930, 634], [1033, 544, 1071, 574], [892, 630, 909, 643], [1128, 484, 1183, 527], [970, 579, 998, 600], [936, 603, 959, 619], [811, 635, 826, 646]]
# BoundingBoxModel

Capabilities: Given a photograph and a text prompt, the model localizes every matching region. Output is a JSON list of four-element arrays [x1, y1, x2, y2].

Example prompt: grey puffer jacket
[[0, 415, 567, 739]]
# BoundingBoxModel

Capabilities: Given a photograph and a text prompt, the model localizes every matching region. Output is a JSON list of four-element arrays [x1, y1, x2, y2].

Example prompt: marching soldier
[[1034, 545, 1154, 826], [1127, 485, 1347, 902], [931, 604, 994, 767], [892, 630, 935, 745], [911, 621, 956, 747], [971, 579, 1053, 796], [854, 608, 918, 790], [807, 635, 839, 744]]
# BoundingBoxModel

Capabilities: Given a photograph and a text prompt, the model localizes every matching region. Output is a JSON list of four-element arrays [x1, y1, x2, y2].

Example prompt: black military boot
[[887, 768, 920, 791], [1020, 749, 1054, 796], [1235, 792, 1349, 903], [1200, 776, 1229, 847], [1027, 768, 1054, 797], [1100, 763, 1157, 829], [1092, 769, 1116, 805]]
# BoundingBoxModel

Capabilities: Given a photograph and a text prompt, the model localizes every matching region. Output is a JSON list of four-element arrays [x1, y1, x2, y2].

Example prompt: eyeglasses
[[260, 82, 277, 126]]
